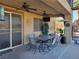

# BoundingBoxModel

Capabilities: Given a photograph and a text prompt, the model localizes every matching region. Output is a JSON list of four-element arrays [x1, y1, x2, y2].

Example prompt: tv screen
[[43, 16, 50, 22]]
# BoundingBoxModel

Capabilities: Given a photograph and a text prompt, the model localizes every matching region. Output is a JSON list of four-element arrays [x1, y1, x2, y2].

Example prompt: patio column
[[64, 15, 72, 43]]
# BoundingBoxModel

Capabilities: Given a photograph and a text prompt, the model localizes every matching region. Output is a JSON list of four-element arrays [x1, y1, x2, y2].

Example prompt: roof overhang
[[0, 0, 72, 16], [41, 0, 72, 15]]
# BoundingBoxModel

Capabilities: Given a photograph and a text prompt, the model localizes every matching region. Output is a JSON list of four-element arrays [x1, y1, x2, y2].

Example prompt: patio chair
[[52, 34, 61, 46], [37, 35, 53, 52], [27, 34, 38, 53]]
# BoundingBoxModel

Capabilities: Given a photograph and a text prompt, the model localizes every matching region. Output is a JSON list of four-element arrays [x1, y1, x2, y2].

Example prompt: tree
[[73, 0, 79, 10], [73, 0, 79, 18]]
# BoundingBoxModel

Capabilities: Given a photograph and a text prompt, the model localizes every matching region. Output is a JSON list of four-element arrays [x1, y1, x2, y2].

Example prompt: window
[[33, 18, 42, 32]]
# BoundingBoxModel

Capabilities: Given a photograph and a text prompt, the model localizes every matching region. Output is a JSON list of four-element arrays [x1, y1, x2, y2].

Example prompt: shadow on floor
[[0, 44, 69, 59]]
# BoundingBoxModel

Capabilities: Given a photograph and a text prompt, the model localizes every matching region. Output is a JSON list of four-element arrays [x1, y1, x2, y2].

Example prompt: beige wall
[[23, 12, 42, 44], [48, 17, 56, 33]]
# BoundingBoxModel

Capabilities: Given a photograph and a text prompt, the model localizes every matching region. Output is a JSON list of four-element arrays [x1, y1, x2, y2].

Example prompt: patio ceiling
[[0, 0, 71, 16]]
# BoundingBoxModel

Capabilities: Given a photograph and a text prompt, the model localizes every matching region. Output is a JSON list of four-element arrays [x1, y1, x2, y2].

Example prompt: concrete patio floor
[[0, 43, 79, 59]]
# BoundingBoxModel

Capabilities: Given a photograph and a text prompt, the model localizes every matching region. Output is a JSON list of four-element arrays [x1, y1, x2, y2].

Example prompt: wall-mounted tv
[[43, 16, 50, 22]]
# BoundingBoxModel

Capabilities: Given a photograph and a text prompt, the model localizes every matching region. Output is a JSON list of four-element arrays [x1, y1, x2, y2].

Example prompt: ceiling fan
[[22, 2, 37, 12]]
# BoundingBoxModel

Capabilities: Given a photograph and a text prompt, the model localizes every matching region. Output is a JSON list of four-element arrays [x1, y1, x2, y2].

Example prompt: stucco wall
[[48, 17, 56, 33], [23, 12, 42, 44]]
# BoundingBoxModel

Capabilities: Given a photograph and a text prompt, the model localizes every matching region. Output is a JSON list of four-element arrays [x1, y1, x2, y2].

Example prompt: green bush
[[58, 29, 64, 35]]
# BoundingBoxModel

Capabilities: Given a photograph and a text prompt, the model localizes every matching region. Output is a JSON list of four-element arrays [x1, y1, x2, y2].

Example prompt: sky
[[72, 10, 78, 22], [72, 0, 78, 23]]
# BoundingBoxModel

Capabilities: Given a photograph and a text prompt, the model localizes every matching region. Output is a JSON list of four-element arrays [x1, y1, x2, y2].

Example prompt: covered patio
[[0, 0, 73, 58]]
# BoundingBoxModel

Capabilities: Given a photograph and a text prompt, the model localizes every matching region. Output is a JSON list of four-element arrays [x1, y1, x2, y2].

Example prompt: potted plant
[[41, 22, 49, 35], [58, 29, 66, 44]]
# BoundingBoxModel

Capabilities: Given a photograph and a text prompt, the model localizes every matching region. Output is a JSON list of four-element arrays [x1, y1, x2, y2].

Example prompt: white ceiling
[[0, 0, 70, 16]]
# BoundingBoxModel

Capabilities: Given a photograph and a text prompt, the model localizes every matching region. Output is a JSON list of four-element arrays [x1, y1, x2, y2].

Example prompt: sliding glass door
[[12, 14, 22, 46], [0, 13, 10, 49], [0, 12, 23, 50]]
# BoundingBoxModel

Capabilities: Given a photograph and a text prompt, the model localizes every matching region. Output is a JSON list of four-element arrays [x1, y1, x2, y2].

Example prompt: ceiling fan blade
[[22, 2, 37, 12], [13, 6, 22, 11], [25, 9, 30, 12], [28, 7, 37, 11]]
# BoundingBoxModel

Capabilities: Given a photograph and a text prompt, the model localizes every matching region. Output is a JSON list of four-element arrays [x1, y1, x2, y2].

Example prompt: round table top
[[37, 35, 54, 41]]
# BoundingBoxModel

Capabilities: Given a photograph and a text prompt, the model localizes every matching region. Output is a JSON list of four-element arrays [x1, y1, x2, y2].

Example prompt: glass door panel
[[12, 14, 22, 46], [0, 13, 10, 49]]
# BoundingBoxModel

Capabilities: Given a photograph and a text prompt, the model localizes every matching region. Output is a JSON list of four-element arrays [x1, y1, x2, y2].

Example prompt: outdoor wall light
[[64, 21, 70, 27]]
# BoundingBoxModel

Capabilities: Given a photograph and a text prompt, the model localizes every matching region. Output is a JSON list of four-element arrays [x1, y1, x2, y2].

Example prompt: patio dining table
[[36, 35, 54, 41], [35, 35, 55, 52]]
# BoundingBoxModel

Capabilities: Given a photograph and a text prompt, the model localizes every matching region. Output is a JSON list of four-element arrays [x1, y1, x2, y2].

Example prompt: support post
[[64, 15, 72, 43]]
